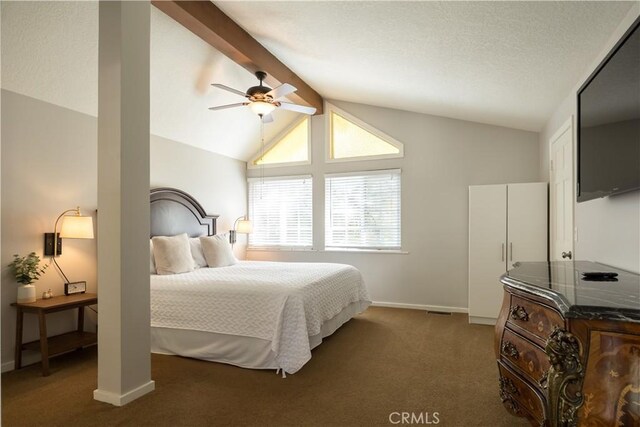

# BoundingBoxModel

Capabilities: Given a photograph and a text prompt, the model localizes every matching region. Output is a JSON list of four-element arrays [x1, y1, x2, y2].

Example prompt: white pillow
[[189, 237, 208, 269], [200, 234, 237, 268], [150, 240, 156, 274], [152, 233, 195, 275]]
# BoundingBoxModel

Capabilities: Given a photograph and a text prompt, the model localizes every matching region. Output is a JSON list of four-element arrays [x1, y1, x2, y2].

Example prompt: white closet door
[[469, 185, 507, 324], [507, 183, 548, 269], [550, 123, 574, 261]]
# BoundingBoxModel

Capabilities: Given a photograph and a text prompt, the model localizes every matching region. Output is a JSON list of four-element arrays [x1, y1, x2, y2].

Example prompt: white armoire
[[468, 183, 548, 325]]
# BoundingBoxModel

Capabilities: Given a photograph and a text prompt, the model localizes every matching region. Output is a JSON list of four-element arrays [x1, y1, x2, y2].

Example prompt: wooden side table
[[11, 293, 97, 376]]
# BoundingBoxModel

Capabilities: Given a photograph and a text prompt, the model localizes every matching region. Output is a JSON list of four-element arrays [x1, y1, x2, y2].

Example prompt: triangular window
[[251, 117, 310, 167], [328, 105, 403, 161]]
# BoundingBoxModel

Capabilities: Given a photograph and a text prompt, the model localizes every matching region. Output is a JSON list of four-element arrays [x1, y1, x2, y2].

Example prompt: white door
[[549, 119, 574, 261], [507, 183, 548, 269], [468, 185, 507, 324]]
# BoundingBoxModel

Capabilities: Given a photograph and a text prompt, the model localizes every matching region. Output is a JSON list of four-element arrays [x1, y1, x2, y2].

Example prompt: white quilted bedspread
[[150, 261, 370, 373]]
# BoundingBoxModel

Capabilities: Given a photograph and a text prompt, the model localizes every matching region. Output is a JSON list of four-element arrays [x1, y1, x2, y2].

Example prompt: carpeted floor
[[2, 307, 528, 426]]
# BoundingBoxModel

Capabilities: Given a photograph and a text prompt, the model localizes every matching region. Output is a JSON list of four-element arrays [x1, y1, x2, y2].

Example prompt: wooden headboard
[[150, 188, 218, 238]]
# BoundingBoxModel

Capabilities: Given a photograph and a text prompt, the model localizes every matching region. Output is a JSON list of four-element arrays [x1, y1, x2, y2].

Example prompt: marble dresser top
[[501, 261, 640, 323]]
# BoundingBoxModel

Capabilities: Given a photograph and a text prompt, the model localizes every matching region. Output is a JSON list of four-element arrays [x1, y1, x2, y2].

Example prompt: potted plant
[[8, 252, 48, 303]]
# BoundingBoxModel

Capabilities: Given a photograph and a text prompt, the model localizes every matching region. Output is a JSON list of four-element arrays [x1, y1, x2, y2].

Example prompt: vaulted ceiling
[[1, 2, 299, 161], [215, 1, 635, 132], [1, 1, 635, 161]]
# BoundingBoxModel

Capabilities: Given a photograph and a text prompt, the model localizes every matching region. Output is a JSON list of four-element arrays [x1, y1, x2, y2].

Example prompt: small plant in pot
[[8, 252, 48, 303]]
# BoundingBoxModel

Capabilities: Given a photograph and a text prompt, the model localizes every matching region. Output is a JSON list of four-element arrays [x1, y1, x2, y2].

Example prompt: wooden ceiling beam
[[152, 0, 324, 115]]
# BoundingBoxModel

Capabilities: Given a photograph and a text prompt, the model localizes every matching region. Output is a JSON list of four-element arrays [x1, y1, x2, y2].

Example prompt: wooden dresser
[[494, 261, 640, 427]]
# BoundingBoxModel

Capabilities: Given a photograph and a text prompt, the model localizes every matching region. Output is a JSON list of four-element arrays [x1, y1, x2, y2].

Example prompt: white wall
[[248, 100, 540, 310], [150, 134, 248, 256], [0, 0, 250, 373], [539, 5, 640, 273], [0, 90, 248, 370], [1, 90, 98, 370]]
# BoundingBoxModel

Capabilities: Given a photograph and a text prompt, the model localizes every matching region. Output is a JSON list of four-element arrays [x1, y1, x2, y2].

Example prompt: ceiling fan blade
[[261, 113, 274, 123], [208, 102, 248, 111], [266, 83, 297, 100], [278, 102, 317, 115], [211, 83, 247, 98]]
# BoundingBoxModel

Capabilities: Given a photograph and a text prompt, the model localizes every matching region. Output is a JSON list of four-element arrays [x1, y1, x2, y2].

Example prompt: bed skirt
[[150, 300, 368, 373]]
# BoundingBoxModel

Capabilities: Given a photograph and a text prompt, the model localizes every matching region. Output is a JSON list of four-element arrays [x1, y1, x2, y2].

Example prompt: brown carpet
[[2, 307, 528, 427]]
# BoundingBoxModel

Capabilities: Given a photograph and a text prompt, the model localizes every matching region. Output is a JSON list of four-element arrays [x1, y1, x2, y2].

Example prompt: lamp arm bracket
[[51, 207, 81, 258], [233, 215, 245, 231], [53, 207, 81, 235]]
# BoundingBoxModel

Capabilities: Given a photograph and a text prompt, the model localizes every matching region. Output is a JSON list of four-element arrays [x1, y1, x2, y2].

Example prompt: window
[[250, 117, 310, 168], [248, 176, 313, 248], [325, 170, 401, 250], [328, 105, 403, 161]]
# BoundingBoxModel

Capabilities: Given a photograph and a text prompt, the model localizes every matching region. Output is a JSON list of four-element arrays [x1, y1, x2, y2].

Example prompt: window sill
[[324, 248, 409, 255], [247, 247, 317, 252], [247, 247, 408, 255]]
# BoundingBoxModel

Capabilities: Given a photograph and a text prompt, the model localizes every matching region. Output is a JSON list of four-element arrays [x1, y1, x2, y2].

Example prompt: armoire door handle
[[510, 242, 513, 261], [562, 251, 572, 260], [501, 243, 505, 262]]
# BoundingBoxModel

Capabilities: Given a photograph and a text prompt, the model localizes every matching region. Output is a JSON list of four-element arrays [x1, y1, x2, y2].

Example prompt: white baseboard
[[468, 316, 497, 326], [2, 352, 42, 373], [2, 361, 15, 373], [371, 301, 468, 314], [94, 380, 155, 406]]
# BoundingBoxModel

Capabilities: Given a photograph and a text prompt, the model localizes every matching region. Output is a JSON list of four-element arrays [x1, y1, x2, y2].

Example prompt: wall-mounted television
[[577, 16, 640, 203]]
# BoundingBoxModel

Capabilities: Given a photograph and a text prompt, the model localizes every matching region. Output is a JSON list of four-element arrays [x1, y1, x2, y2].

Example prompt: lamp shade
[[249, 101, 276, 116], [235, 219, 253, 234], [60, 215, 94, 239]]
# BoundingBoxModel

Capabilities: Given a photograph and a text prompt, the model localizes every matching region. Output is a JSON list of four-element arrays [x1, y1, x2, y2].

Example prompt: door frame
[[548, 116, 575, 261]]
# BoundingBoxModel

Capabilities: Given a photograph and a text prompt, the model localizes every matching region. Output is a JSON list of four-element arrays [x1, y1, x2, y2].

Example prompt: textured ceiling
[[2, 1, 636, 161], [215, 1, 636, 131], [1, 1, 99, 116], [1, 1, 297, 161], [150, 6, 298, 160]]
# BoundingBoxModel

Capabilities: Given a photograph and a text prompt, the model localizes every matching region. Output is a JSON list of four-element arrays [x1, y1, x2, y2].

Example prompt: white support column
[[94, 0, 154, 406]]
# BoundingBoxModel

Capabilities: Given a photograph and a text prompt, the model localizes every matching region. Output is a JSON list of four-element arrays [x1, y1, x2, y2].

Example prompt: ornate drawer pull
[[509, 305, 529, 322], [499, 377, 519, 397], [502, 341, 519, 360], [503, 397, 521, 416], [499, 377, 521, 416]]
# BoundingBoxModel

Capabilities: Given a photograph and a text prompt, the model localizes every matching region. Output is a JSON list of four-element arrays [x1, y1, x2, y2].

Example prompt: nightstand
[[11, 293, 97, 376]]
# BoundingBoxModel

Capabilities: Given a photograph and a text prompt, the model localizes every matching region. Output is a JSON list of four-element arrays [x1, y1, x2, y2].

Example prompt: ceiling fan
[[209, 71, 317, 122]]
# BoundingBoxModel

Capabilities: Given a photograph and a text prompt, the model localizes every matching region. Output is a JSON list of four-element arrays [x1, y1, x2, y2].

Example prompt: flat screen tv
[[577, 16, 640, 203]]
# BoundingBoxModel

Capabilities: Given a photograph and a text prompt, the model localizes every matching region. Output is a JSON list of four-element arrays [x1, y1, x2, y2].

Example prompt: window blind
[[325, 169, 401, 250], [248, 175, 313, 248]]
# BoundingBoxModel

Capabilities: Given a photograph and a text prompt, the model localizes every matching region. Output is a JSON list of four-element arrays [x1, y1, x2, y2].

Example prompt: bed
[[149, 188, 371, 375]]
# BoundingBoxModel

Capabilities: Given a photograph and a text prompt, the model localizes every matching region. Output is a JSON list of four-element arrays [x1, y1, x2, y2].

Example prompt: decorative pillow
[[150, 240, 157, 275], [189, 237, 208, 269], [152, 233, 195, 275], [200, 234, 237, 268]]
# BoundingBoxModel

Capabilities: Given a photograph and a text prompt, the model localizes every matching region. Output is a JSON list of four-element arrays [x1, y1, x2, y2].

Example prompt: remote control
[[582, 272, 618, 279]]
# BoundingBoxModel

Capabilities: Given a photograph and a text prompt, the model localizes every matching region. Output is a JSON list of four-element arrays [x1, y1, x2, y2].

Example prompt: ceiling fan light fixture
[[249, 101, 276, 116], [210, 72, 312, 120]]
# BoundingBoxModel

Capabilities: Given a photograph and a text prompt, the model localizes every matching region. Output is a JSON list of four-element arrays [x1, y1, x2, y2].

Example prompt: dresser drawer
[[507, 295, 564, 344], [498, 361, 546, 424], [501, 328, 549, 388]]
